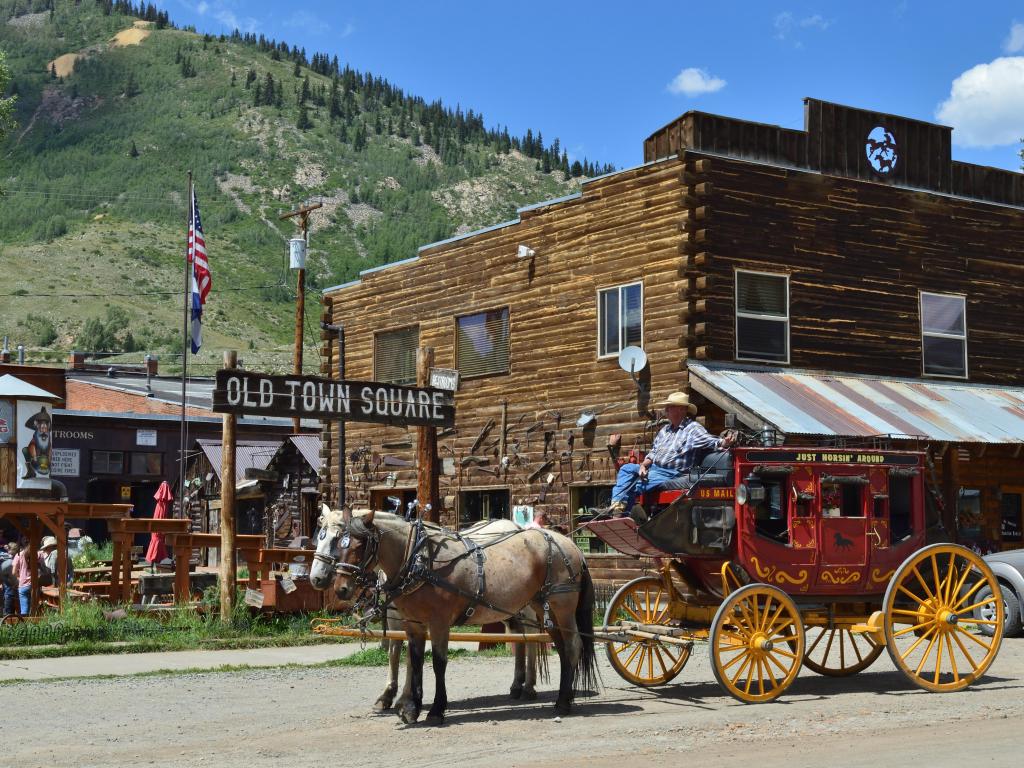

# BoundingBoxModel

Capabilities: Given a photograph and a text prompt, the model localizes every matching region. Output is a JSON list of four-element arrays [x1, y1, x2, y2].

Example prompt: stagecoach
[[585, 440, 1006, 702]]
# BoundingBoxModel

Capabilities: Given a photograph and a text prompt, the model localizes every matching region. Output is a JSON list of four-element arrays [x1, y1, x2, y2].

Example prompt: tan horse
[[310, 508, 597, 724]]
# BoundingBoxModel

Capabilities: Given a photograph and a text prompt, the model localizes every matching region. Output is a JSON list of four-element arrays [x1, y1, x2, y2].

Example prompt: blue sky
[[156, 1, 1024, 172]]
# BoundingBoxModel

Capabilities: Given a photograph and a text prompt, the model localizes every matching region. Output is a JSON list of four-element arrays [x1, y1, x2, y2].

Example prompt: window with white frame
[[735, 270, 789, 363], [920, 292, 967, 378], [598, 282, 643, 358]]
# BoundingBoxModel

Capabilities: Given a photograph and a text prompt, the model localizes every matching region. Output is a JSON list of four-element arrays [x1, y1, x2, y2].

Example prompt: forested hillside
[[0, 0, 612, 373]]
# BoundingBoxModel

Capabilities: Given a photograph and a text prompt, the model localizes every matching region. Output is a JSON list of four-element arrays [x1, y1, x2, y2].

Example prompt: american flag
[[188, 188, 211, 353]]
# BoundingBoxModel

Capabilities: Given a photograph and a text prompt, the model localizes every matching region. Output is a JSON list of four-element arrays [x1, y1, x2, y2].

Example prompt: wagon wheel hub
[[937, 609, 959, 627], [750, 632, 773, 652]]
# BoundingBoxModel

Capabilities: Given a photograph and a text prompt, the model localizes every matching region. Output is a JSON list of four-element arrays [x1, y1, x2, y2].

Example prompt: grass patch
[[0, 596, 359, 658]]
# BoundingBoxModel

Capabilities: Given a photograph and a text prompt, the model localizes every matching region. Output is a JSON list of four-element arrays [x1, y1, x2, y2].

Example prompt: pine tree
[[230, 69, 236, 87], [293, 59, 301, 77], [245, 67, 256, 88], [298, 75, 310, 105], [328, 82, 341, 121], [296, 105, 312, 130], [123, 72, 139, 98], [263, 72, 275, 105], [50, 63, 57, 80], [129, 140, 139, 158]]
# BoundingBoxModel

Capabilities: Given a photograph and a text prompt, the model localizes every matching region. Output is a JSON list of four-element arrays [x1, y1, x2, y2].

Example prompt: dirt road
[[15, 638, 1023, 768]]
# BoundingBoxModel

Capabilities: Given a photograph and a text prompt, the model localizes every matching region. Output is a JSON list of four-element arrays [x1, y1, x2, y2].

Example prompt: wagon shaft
[[311, 622, 552, 643]]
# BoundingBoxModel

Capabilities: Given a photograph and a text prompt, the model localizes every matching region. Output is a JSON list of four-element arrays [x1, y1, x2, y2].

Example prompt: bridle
[[314, 522, 381, 590]]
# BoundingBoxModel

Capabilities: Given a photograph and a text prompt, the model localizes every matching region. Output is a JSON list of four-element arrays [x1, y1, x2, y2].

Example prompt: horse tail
[[572, 563, 600, 697]]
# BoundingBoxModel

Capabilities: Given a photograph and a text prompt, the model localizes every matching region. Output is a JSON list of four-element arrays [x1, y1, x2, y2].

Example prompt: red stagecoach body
[[587, 445, 929, 600]]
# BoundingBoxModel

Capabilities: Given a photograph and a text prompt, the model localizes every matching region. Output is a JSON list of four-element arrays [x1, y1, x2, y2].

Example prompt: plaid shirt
[[646, 418, 721, 472]]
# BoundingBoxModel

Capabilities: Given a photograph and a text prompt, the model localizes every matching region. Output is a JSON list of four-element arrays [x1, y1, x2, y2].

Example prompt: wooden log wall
[[321, 160, 696, 528], [696, 152, 1024, 382], [935, 445, 1024, 552], [644, 100, 1024, 207]]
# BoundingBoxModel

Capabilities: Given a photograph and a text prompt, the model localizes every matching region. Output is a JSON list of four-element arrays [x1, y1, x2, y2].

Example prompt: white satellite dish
[[617, 346, 648, 375]]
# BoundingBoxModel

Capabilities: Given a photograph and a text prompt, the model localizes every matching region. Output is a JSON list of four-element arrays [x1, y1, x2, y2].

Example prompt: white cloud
[[1005, 21, 1024, 53], [774, 10, 832, 44], [800, 14, 830, 31], [183, 1, 257, 33], [340, 21, 355, 39], [935, 57, 1024, 147], [283, 10, 331, 34], [667, 67, 726, 97], [774, 11, 794, 39]]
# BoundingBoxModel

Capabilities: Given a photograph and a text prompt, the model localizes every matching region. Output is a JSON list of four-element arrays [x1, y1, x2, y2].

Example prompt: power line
[[2, 186, 247, 206], [0, 282, 286, 298]]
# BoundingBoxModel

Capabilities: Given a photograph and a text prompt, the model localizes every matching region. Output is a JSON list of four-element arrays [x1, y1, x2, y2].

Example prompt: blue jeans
[[3, 584, 16, 615], [18, 586, 30, 615], [611, 462, 682, 510]]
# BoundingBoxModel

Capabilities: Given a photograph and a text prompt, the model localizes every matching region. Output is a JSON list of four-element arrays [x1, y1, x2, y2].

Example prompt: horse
[[369, 516, 547, 710], [310, 507, 598, 724], [322, 515, 546, 710]]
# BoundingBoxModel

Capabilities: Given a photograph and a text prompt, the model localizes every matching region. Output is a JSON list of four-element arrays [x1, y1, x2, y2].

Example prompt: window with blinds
[[598, 282, 643, 357], [456, 308, 510, 378], [920, 292, 967, 378], [374, 326, 419, 385], [735, 270, 789, 363]]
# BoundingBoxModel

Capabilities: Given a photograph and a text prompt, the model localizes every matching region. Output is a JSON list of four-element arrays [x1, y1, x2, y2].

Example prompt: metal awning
[[688, 361, 1024, 444]]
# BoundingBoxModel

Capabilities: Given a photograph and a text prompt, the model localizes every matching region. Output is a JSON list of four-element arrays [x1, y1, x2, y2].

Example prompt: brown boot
[[607, 501, 626, 517]]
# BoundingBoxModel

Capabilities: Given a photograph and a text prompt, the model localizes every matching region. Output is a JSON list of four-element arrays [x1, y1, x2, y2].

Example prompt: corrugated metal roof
[[289, 434, 323, 472], [197, 438, 283, 483], [688, 361, 1024, 444]]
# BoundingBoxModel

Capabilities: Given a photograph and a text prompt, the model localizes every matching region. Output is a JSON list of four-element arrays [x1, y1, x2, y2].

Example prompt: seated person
[[605, 392, 734, 517]]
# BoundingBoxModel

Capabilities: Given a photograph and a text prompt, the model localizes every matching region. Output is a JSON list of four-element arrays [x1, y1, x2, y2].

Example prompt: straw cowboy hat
[[40, 536, 58, 550], [659, 391, 698, 415]]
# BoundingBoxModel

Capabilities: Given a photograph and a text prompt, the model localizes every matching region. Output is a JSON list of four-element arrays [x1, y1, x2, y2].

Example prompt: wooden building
[[185, 435, 322, 549], [320, 98, 1024, 556]]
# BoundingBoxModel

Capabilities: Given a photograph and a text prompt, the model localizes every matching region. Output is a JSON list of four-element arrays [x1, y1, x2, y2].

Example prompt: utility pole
[[279, 201, 323, 432]]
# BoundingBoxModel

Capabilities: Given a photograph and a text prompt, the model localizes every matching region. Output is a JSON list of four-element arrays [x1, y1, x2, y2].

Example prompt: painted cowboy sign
[[213, 369, 455, 428]]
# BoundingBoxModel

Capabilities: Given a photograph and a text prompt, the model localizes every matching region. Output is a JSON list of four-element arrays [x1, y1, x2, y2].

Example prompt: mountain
[[0, 0, 612, 374]]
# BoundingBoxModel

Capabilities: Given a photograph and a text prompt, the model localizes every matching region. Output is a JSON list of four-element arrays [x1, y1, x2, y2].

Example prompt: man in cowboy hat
[[605, 391, 734, 517], [21, 405, 51, 480]]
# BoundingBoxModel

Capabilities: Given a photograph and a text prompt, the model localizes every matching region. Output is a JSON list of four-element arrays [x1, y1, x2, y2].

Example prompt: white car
[[975, 549, 1024, 637]]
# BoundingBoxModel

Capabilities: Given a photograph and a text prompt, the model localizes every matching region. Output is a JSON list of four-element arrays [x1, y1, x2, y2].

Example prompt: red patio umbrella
[[145, 481, 173, 565]]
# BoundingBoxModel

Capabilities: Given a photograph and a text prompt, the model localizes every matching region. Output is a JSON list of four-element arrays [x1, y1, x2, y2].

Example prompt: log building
[[321, 98, 1024, 562]]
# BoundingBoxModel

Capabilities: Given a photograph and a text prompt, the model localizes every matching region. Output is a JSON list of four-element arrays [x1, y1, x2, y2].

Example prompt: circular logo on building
[[866, 126, 898, 175]]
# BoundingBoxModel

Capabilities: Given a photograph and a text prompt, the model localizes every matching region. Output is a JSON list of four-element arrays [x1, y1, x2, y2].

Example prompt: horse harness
[[324, 516, 584, 630]]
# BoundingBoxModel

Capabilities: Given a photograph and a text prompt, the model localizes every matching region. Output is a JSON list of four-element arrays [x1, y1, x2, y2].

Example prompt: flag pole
[[179, 170, 192, 518]]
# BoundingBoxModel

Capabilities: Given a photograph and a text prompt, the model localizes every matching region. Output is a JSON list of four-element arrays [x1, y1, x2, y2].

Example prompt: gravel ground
[[12, 638, 1024, 768]]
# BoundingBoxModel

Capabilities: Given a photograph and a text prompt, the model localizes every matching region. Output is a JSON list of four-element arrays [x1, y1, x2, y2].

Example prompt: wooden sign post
[[220, 350, 238, 621], [416, 348, 439, 523]]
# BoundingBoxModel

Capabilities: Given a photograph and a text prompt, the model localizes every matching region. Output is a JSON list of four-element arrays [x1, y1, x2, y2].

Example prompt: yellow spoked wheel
[[604, 576, 690, 687], [710, 583, 804, 703], [883, 543, 1003, 692], [802, 625, 883, 677]]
